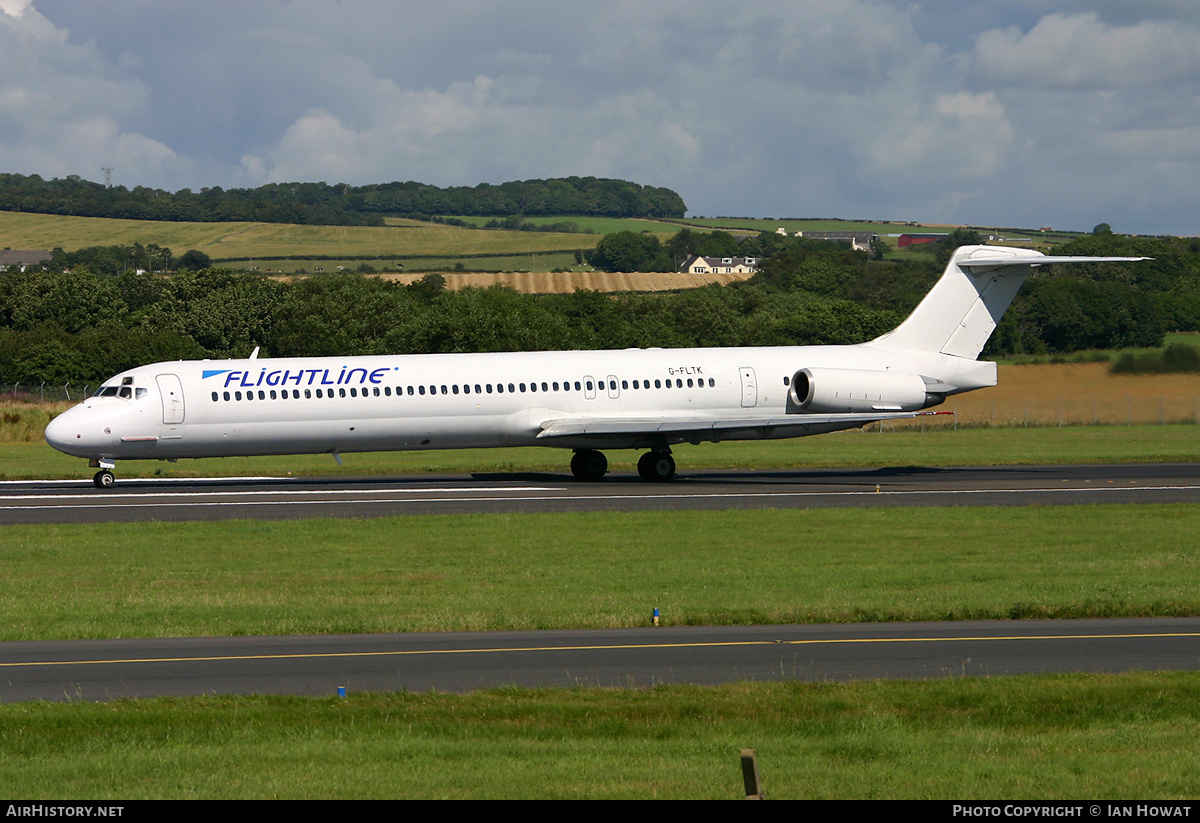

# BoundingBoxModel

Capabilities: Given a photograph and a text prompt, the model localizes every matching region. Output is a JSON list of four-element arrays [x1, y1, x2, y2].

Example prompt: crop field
[[0, 211, 596, 261], [907, 362, 1200, 428], [376, 268, 754, 292]]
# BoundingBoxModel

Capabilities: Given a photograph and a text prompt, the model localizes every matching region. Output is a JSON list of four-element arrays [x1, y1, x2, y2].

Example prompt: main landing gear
[[637, 450, 676, 482], [570, 449, 608, 481], [569, 449, 677, 482]]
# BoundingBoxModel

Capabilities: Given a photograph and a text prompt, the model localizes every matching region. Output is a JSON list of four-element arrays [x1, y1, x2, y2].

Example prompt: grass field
[[442, 214, 678, 236], [2, 674, 1197, 799], [3, 504, 1198, 640]]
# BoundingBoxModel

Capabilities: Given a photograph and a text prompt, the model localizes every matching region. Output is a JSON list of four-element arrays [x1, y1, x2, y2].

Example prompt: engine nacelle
[[789, 367, 940, 413]]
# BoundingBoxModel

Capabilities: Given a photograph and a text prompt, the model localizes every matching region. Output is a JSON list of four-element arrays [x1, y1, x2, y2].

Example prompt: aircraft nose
[[45, 408, 84, 456]]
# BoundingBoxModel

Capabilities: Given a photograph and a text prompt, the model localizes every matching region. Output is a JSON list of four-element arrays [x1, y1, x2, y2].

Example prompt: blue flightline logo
[[203, 367, 392, 388]]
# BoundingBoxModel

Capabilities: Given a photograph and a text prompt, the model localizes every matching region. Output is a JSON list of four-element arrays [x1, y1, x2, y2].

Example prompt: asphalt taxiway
[[1, 462, 1198, 524], [3, 618, 1198, 702]]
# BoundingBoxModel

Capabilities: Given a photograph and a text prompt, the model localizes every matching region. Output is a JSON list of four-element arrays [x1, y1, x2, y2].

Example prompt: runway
[[2, 462, 1198, 524], [3, 618, 1198, 702]]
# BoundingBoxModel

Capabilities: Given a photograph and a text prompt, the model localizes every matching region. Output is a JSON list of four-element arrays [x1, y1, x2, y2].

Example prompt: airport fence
[[2, 384, 87, 404]]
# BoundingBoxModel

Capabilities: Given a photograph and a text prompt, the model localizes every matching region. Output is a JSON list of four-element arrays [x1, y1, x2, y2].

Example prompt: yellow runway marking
[[4, 631, 1197, 669]]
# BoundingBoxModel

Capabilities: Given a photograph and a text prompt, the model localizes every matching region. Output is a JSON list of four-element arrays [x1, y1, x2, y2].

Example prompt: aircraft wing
[[536, 411, 928, 440]]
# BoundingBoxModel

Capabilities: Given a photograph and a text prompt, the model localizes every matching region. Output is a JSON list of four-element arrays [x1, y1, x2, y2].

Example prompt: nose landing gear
[[89, 459, 117, 489]]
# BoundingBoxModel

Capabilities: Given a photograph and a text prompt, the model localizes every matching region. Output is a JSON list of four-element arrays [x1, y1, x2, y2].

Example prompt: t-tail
[[872, 245, 1149, 360]]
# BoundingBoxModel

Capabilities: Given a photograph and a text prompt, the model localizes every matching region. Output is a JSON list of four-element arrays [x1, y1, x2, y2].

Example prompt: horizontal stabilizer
[[959, 255, 1150, 269], [872, 245, 1150, 360]]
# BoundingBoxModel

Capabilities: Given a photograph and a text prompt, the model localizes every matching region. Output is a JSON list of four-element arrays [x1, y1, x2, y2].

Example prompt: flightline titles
[[953, 807, 1192, 818]]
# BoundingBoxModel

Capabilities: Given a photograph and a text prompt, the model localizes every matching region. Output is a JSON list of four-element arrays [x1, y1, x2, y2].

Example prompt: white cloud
[[973, 12, 1200, 88]]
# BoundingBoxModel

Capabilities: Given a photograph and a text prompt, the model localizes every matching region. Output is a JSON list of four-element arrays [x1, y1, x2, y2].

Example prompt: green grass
[[5, 424, 1199, 482], [3, 505, 1198, 640], [2, 674, 1197, 798]]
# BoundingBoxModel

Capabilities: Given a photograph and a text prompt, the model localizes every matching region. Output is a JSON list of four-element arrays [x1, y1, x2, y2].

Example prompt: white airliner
[[45, 245, 1145, 488]]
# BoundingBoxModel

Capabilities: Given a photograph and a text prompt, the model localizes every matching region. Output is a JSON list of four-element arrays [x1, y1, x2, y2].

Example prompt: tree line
[[2, 230, 1197, 387], [0, 174, 686, 226]]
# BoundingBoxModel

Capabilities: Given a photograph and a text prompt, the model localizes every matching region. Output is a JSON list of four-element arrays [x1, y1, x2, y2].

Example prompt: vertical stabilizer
[[872, 245, 1039, 360]]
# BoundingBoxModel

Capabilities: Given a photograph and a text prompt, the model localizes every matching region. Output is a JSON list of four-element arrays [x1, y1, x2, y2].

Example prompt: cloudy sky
[[2, 1, 1198, 235]]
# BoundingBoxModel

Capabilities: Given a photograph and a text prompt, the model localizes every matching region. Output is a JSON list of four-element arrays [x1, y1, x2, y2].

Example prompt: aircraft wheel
[[570, 449, 608, 480], [93, 470, 116, 489], [637, 451, 676, 482]]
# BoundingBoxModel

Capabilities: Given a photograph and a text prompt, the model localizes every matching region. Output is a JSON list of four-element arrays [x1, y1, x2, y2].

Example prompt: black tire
[[93, 470, 115, 489], [570, 449, 608, 480], [637, 451, 676, 482]]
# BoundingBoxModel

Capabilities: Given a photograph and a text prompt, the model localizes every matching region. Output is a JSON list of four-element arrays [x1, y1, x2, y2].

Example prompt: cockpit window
[[95, 384, 147, 399]]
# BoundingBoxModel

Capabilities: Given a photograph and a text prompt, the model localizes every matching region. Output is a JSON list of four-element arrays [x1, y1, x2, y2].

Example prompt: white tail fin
[[872, 245, 1149, 360]]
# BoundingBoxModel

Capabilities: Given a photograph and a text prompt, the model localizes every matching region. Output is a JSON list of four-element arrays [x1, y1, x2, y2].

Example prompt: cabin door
[[155, 374, 186, 424], [739, 367, 757, 408]]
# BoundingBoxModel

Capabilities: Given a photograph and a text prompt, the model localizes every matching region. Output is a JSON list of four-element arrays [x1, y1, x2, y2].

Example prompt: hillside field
[[0, 210, 597, 262]]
